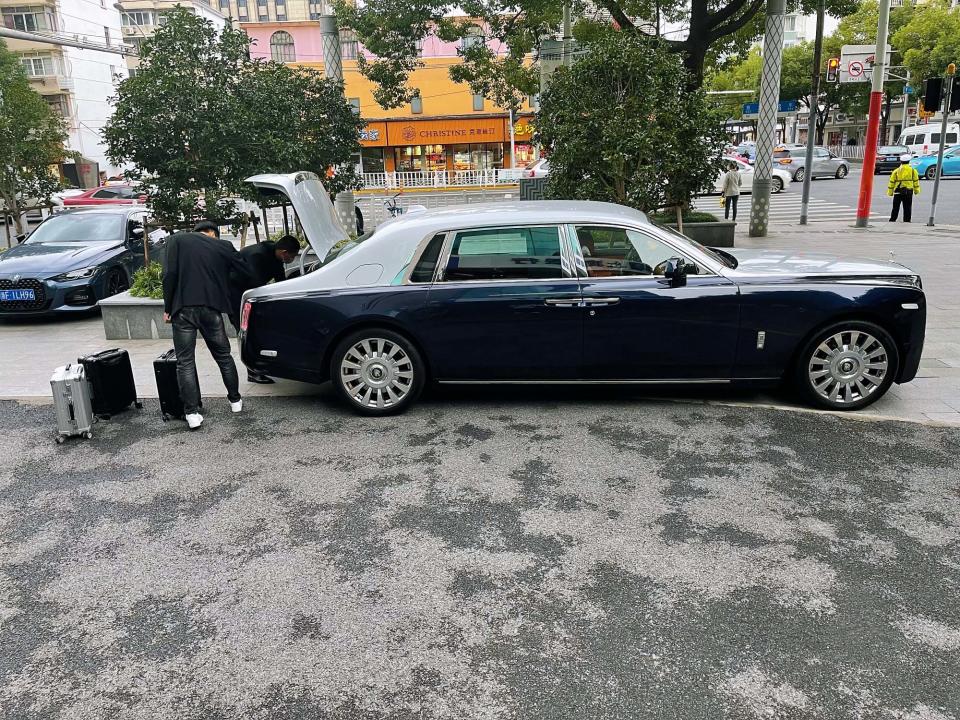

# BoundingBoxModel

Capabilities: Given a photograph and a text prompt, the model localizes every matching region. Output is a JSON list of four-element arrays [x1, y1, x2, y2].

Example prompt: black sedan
[[0, 207, 167, 317], [238, 173, 926, 417], [874, 145, 911, 173]]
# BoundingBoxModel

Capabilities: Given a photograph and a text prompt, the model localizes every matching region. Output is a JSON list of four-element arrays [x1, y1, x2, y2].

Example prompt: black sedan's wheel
[[835, 165, 848, 179], [795, 321, 898, 411], [772, 176, 784, 193], [104, 268, 128, 298], [925, 166, 938, 180], [331, 329, 425, 415], [793, 168, 805, 182]]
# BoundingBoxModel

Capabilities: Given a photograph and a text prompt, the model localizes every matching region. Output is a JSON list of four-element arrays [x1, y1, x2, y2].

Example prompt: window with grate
[[339, 29, 358, 59], [270, 30, 295, 62], [461, 25, 484, 51]]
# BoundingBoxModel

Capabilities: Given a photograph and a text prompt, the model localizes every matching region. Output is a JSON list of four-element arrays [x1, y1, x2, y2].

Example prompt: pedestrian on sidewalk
[[228, 234, 301, 384], [888, 154, 920, 223], [721, 162, 742, 221], [162, 220, 247, 429]]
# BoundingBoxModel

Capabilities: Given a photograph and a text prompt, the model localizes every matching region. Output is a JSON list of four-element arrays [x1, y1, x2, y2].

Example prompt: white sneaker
[[230, 399, 243, 413], [185, 413, 203, 429]]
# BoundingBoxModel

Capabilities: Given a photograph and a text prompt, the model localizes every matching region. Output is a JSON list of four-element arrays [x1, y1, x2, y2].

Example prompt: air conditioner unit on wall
[[835, 113, 849, 123]]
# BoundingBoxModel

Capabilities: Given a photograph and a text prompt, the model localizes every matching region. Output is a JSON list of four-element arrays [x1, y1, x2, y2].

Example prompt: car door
[[573, 224, 741, 380], [737, 159, 755, 190], [944, 147, 960, 175], [813, 148, 831, 176], [422, 224, 582, 380]]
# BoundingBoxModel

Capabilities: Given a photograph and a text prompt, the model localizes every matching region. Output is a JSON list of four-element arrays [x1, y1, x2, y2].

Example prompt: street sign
[[904, 85, 914, 95], [741, 100, 798, 120], [839, 44, 892, 83]]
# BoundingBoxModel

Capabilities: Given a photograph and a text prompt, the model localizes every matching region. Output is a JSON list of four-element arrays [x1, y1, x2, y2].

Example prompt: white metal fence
[[361, 169, 524, 189], [828, 145, 867, 160]]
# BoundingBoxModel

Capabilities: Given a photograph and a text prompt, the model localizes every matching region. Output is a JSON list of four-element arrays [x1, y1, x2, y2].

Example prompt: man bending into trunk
[[162, 220, 246, 429]]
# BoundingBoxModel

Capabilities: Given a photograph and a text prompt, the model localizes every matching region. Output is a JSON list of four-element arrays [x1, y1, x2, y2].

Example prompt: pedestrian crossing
[[696, 191, 885, 224]]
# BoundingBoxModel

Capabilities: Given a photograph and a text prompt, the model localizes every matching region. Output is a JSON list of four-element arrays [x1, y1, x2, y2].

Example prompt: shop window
[[360, 147, 385, 174], [411, 94, 423, 114], [472, 94, 484, 111], [452, 143, 503, 171], [270, 31, 295, 62], [395, 145, 445, 173]]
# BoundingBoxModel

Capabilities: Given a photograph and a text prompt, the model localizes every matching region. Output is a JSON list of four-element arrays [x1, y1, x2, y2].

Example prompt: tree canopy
[[536, 34, 726, 213], [892, 0, 960, 86], [0, 40, 69, 236], [103, 7, 363, 225]]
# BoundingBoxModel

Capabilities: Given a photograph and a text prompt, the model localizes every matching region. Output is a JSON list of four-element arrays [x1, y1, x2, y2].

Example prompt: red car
[[62, 185, 147, 206]]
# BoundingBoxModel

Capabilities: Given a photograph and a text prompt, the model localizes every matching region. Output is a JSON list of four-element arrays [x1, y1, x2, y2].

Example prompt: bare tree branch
[[708, 0, 751, 28], [707, 0, 765, 43], [599, 0, 636, 31]]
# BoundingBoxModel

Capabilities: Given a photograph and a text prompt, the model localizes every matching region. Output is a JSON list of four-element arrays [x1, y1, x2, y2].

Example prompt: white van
[[898, 123, 960, 157]]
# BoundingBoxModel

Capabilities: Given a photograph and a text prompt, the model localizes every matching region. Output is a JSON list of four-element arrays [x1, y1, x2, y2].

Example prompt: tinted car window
[[92, 189, 119, 199], [796, 149, 812, 158], [443, 226, 563, 281], [931, 133, 941, 144], [410, 233, 445, 283], [577, 226, 699, 278], [946, 133, 958, 144], [26, 213, 121, 243]]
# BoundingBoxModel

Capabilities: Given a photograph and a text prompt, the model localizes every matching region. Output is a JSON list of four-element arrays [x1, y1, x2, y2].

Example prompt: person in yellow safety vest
[[887, 153, 921, 223]]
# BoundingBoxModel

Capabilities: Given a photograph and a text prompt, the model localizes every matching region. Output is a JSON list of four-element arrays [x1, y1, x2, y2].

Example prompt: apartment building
[[116, 0, 227, 75], [215, 0, 324, 23], [2, 0, 127, 175]]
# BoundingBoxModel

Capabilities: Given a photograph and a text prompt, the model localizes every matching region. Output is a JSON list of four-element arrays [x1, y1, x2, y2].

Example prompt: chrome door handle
[[582, 297, 620, 306], [544, 297, 580, 307]]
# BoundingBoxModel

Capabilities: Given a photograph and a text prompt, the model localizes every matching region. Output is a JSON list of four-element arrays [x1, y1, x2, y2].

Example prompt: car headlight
[[52, 266, 99, 282]]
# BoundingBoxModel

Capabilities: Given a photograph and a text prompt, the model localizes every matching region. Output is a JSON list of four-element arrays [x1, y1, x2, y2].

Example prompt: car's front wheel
[[836, 165, 848, 179], [795, 321, 898, 411], [925, 166, 937, 180], [772, 176, 784, 193], [104, 268, 128, 298], [330, 329, 425, 415]]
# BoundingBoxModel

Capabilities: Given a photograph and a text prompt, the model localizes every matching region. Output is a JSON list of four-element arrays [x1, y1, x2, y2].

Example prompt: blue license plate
[[0, 289, 36, 302]]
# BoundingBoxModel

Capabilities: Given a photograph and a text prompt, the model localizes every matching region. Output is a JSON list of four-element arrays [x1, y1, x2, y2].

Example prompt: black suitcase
[[79, 348, 141, 419], [153, 349, 201, 421]]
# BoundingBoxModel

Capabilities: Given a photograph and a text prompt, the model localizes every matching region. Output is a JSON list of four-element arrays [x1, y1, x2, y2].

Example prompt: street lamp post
[[927, 63, 956, 227]]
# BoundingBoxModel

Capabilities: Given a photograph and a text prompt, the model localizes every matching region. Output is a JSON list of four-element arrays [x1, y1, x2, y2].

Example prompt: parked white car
[[713, 157, 791, 194], [522, 158, 551, 178]]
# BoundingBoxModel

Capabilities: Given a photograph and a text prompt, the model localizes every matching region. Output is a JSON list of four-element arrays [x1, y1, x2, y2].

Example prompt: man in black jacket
[[229, 235, 300, 384], [162, 221, 246, 429]]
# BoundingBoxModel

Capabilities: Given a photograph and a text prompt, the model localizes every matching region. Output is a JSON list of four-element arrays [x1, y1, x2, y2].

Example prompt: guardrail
[[361, 169, 524, 189], [828, 145, 866, 160]]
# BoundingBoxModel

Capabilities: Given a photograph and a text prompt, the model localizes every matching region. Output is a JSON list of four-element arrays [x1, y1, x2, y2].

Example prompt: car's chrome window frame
[[427, 223, 577, 285], [565, 222, 721, 280]]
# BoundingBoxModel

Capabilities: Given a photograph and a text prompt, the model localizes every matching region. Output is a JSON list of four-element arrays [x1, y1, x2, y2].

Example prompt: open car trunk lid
[[245, 172, 348, 260]]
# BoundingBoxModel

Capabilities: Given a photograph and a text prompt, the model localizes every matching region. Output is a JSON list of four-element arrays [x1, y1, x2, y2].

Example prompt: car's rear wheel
[[331, 329, 425, 416], [925, 166, 937, 180], [793, 168, 805, 182], [772, 176, 784, 193], [795, 321, 898, 411], [104, 268, 128, 298], [836, 165, 848, 179]]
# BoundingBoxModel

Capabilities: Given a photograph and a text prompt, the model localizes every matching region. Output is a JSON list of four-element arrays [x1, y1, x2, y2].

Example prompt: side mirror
[[663, 258, 688, 288], [128, 226, 145, 244]]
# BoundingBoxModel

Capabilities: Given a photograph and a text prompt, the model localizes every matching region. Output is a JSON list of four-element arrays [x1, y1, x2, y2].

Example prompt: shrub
[[129, 262, 164, 299]]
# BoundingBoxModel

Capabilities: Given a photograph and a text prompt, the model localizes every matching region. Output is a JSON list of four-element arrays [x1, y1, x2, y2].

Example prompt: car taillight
[[240, 301, 251, 332]]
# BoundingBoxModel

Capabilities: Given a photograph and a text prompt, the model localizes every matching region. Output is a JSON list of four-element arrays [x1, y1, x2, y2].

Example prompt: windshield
[[26, 213, 122, 244], [879, 146, 907, 154], [651, 222, 738, 269], [321, 229, 375, 265]]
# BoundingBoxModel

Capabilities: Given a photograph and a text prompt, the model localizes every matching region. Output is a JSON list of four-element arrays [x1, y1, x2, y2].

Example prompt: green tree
[[535, 34, 726, 214], [103, 7, 363, 226], [892, 0, 960, 93], [335, 0, 859, 108], [0, 40, 69, 237]]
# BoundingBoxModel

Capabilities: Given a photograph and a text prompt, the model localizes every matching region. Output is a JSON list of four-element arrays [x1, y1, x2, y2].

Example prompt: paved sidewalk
[[1, 220, 957, 424]]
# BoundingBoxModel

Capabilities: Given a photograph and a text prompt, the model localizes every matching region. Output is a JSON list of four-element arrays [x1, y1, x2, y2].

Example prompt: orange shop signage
[[359, 121, 388, 146], [386, 118, 506, 145]]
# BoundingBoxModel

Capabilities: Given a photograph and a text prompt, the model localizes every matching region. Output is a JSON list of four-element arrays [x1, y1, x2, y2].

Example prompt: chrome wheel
[[807, 330, 889, 405], [836, 165, 848, 179], [339, 337, 414, 409], [794, 168, 805, 182], [772, 176, 784, 193]]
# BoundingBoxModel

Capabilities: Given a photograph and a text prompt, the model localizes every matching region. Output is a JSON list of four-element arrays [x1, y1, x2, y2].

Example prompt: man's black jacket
[[161, 232, 247, 317]]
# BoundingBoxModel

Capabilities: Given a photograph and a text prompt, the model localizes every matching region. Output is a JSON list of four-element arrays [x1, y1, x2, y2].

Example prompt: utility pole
[[318, 15, 356, 235], [901, 75, 911, 134], [748, 0, 787, 237], [800, 0, 825, 225], [927, 63, 956, 227], [562, 3, 572, 67], [854, 0, 891, 227]]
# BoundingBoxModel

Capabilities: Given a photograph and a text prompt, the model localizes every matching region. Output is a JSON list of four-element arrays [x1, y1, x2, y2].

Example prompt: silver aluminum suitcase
[[51, 364, 94, 443]]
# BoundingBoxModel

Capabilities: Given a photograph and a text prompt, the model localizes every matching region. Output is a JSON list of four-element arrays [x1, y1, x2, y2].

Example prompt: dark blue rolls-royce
[[239, 173, 925, 416]]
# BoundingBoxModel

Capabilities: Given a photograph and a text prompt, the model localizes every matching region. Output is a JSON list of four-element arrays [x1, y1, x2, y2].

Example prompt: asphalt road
[[750, 165, 960, 226], [2, 394, 959, 719]]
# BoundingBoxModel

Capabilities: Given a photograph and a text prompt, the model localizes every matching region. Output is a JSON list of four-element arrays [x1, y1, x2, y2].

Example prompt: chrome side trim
[[436, 379, 736, 385], [901, 302, 920, 310]]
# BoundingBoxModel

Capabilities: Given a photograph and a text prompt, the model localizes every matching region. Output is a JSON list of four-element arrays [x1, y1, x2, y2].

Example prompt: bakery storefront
[[358, 116, 536, 175]]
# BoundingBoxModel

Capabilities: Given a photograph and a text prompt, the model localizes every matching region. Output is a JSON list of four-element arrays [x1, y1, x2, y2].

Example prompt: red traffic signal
[[826, 57, 840, 83]]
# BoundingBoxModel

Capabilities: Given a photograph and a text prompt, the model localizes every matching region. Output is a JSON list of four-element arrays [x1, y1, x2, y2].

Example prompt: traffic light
[[924, 77, 943, 110], [826, 57, 840, 83], [952, 84, 960, 112]]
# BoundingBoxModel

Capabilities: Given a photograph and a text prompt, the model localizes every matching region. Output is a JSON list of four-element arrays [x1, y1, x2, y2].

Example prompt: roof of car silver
[[377, 200, 649, 236]]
